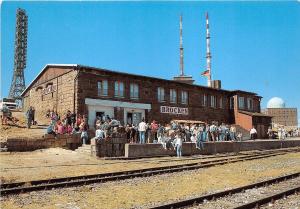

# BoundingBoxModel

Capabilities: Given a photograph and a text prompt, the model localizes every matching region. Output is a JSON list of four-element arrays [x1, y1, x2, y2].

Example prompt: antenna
[[8, 8, 28, 107], [206, 12, 212, 87], [179, 14, 184, 76]]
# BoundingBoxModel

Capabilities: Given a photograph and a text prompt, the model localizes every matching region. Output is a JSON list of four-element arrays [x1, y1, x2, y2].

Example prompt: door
[[127, 113, 133, 125], [132, 113, 142, 126]]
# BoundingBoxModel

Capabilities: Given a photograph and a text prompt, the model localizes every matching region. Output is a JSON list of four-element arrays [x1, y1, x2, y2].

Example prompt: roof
[[21, 64, 262, 97], [239, 110, 272, 117], [78, 64, 231, 93], [21, 64, 78, 96], [231, 90, 258, 96]]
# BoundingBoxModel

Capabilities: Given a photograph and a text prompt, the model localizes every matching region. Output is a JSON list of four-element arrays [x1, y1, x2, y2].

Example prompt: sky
[[1, 1, 300, 122]]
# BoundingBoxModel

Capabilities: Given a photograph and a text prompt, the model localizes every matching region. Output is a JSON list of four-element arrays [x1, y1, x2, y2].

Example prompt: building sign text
[[160, 106, 188, 115]]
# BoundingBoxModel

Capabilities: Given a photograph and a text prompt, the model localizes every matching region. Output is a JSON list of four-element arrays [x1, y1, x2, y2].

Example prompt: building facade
[[263, 108, 298, 128], [22, 64, 271, 138]]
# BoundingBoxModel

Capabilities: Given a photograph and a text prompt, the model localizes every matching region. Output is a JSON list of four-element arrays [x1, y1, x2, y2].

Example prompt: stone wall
[[23, 67, 77, 124], [91, 135, 127, 157], [3, 134, 81, 152], [125, 140, 300, 158]]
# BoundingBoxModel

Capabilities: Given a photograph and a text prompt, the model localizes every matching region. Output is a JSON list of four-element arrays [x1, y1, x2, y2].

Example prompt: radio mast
[[8, 8, 28, 107]]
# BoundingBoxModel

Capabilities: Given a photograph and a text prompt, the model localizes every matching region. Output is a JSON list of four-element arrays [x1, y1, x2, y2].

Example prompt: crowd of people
[[91, 119, 247, 157], [45, 109, 89, 142], [22, 107, 300, 157]]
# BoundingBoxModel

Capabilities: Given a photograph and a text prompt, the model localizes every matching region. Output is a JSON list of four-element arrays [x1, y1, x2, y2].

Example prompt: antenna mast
[[8, 8, 28, 107], [179, 14, 184, 76], [206, 12, 212, 87]]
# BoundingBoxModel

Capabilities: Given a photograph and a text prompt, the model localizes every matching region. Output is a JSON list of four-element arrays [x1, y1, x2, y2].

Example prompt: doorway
[[127, 112, 142, 126], [96, 111, 105, 122]]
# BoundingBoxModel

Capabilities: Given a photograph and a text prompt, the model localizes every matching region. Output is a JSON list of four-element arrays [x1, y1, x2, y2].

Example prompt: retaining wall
[[91, 135, 127, 157], [125, 139, 300, 158], [3, 134, 82, 152]]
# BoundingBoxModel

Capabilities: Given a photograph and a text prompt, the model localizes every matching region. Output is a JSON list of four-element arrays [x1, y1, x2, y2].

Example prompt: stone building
[[263, 97, 298, 128], [21, 64, 271, 138]]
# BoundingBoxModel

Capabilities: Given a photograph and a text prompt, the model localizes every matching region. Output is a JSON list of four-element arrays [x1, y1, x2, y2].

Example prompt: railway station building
[[21, 64, 272, 138]]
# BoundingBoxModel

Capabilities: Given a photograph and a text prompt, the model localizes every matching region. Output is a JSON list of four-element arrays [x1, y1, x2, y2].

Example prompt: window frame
[[238, 96, 245, 109], [181, 90, 188, 104], [202, 94, 207, 107], [114, 81, 124, 98], [97, 80, 108, 96], [210, 95, 216, 108], [157, 87, 165, 102], [130, 83, 139, 99], [219, 97, 223, 109], [170, 89, 177, 104], [247, 98, 253, 110]]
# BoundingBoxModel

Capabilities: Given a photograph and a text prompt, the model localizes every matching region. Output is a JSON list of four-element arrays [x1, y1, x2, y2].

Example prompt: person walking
[[138, 119, 147, 144]]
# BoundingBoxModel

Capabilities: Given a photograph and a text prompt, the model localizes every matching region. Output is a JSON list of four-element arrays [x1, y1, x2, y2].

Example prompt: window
[[157, 87, 165, 102], [219, 97, 223, 109], [238, 97, 245, 109], [247, 98, 253, 110], [202, 94, 207, 106], [170, 89, 177, 103], [114, 81, 124, 97], [130, 83, 139, 99], [210, 95, 216, 108], [97, 80, 108, 96], [181, 91, 188, 104], [230, 97, 234, 109]]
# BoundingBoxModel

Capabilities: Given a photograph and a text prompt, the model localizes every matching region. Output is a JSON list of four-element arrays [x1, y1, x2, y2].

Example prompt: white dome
[[267, 97, 285, 108]]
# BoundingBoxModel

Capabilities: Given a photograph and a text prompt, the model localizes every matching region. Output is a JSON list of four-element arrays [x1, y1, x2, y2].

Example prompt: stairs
[[75, 144, 92, 155], [233, 124, 251, 140]]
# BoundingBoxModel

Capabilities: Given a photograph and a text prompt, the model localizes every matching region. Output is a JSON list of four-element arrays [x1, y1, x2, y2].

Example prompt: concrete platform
[[125, 138, 300, 158]]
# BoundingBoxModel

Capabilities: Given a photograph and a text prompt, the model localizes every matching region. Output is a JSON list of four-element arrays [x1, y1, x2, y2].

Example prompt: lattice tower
[[8, 8, 28, 107]]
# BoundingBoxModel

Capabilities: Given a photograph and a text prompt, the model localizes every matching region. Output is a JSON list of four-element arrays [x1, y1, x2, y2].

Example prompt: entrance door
[[127, 113, 133, 125], [132, 113, 142, 126]]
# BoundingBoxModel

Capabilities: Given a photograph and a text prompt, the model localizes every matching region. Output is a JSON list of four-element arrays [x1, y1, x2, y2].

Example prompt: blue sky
[[1, 1, 299, 118]]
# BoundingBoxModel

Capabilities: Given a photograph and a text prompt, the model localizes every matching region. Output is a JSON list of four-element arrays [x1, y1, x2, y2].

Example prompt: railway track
[[1, 148, 296, 171], [149, 172, 300, 209], [1, 148, 299, 196]]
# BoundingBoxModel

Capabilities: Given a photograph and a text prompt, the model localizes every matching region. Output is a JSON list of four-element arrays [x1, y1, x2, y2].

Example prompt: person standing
[[138, 119, 147, 144], [26, 106, 34, 128], [209, 123, 217, 142], [267, 127, 273, 139], [196, 127, 204, 150], [31, 107, 36, 125], [250, 126, 257, 140], [150, 120, 158, 143], [173, 134, 183, 157], [80, 121, 89, 145], [230, 126, 237, 141]]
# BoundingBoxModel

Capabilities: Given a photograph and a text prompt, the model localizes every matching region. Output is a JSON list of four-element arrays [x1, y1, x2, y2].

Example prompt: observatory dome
[[267, 97, 286, 108]]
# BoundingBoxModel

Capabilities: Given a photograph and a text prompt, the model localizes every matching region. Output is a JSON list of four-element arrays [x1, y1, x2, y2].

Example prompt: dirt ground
[[1, 152, 299, 209], [0, 111, 47, 141], [0, 148, 250, 183]]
